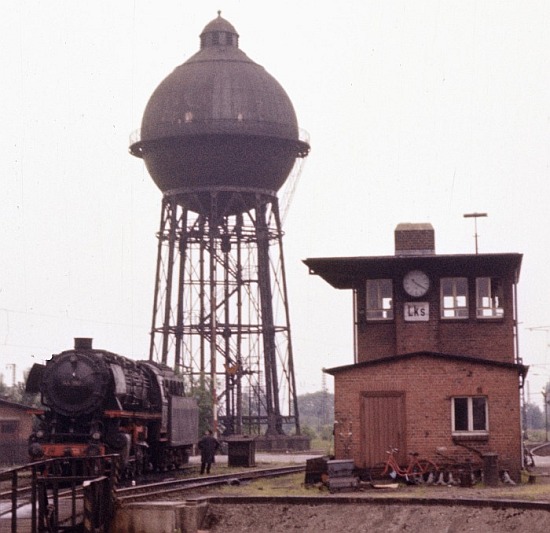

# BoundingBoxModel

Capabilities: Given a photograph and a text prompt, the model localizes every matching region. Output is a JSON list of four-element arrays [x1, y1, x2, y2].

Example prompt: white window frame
[[366, 279, 393, 320], [451, 396, 488, 435], [476, 277, 504, 318], [441, 277, 469, 319]]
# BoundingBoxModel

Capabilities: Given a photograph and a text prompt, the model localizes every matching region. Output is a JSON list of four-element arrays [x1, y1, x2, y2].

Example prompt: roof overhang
[[304, 253, 523, 289]]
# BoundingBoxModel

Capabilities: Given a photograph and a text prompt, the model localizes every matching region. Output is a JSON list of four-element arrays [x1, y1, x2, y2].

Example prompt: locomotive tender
[[26, 338, 198, 474]]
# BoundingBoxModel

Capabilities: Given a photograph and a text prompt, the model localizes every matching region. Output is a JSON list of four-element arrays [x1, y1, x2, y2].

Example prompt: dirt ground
[[204, 502, 550, 532], [198, 464, 550, 533]]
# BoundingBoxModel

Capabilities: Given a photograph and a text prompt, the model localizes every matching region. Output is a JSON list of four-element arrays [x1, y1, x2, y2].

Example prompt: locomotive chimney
[[74, 337, 93, 350]]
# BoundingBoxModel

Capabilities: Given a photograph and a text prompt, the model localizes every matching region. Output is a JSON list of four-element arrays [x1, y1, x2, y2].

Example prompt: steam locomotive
[[25, 338, 198, 475]]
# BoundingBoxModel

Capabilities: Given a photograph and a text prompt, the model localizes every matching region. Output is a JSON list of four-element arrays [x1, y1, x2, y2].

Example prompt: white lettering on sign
[[404, 302, 429, 322]]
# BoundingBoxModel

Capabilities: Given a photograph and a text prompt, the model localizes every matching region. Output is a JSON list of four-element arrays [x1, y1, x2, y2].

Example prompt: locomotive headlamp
[[36, 429, 45, 439], [92, 431, 101, 441]]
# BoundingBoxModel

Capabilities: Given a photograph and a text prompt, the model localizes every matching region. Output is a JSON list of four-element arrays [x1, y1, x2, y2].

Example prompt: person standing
[[198, 430, 220, 474]]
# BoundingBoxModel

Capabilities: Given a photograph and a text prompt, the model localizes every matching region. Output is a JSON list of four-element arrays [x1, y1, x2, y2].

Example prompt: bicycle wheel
[[368, 462, 390, 482], [412, 460, 438, 484], [408, 464, 424, 484]]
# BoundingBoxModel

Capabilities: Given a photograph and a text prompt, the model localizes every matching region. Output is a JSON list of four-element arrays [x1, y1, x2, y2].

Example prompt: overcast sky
[[1, 1, 549, 406]]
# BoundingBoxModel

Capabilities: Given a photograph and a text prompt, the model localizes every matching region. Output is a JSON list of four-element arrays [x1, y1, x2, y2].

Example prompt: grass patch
[[215, 472, 314, 497], [308, 438, 333, 455], [210, 471, 550, 502]]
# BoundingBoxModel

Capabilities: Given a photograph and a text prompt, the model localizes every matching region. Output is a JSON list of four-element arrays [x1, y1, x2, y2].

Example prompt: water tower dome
[[130, 12, 309, 203]]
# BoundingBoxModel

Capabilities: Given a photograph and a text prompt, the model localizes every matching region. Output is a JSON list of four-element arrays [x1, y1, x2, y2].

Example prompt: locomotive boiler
[[26, 338, 198, 475]]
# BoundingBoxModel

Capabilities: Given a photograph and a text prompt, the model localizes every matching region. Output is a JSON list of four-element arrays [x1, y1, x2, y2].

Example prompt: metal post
[[11, 470, 17, 533], [175, 208, 188, 371], [31, 465, 37, 533], [209, 194, 218, 436], [463, 212, 488, 254], [149, 199, 168, 361]]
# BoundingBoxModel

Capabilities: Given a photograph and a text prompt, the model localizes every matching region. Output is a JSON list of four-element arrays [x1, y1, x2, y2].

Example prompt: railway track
[[0, 463, 305, 532], [116, 465, 305, 503], [4, 457, 550, 531]]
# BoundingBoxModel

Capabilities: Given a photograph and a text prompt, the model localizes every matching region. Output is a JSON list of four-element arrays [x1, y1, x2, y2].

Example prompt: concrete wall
[[113, 500, 208, 533]]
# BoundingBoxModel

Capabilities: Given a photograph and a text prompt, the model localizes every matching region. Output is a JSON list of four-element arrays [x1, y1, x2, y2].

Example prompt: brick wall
[[356, 322, 396, 358], [332, 355, 523, 480], [356, 269, 517, 363], [394, 223, 435, 256], [0, 403, 34, 465]]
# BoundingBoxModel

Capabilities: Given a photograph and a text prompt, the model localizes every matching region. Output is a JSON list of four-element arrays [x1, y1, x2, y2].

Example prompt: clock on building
[[403, 270, 430, 297]]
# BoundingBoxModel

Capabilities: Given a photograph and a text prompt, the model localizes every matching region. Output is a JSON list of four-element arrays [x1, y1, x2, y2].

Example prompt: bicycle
[[434, 448, 482, 486], [370, 447, 439, 484]]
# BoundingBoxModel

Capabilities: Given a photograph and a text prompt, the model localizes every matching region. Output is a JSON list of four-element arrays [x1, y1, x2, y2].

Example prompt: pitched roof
[[0, 398, 35, 411]]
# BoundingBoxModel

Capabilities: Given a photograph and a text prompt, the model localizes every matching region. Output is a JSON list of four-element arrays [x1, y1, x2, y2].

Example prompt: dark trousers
[[200, 461, 212, 474]]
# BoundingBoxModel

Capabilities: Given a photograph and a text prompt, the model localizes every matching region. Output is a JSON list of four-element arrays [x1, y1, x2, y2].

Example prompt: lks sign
[[404, 302, 429, 322]]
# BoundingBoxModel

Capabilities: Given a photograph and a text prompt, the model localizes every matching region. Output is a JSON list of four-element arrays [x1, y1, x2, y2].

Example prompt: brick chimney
[[74, 337, 93, 350], [394, 223, 435, 256]]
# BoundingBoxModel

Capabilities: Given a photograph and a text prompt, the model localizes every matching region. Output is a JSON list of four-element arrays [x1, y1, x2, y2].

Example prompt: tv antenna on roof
[[463, 212, 487, 254]]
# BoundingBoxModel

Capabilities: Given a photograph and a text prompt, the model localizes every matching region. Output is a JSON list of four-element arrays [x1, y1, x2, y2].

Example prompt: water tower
[[130, 13, 310, 441]]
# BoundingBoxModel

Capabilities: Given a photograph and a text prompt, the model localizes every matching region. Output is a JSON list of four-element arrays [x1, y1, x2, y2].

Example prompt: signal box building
[[304, 223, 527, 480]]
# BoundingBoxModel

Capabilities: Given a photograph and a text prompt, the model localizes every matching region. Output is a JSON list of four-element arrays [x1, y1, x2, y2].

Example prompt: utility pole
[[543, 389, 549, 442]]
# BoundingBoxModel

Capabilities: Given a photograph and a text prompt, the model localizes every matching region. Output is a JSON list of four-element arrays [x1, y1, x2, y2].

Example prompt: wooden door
[[361, 392, 406, 467]]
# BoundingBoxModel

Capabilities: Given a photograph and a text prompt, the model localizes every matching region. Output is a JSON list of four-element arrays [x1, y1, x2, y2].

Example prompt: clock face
[[403, 270, 430, 297]]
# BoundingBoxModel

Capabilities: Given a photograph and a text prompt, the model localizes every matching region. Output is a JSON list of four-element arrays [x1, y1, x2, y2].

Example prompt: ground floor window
[[0, 420, 19, 441], [452, 396, 488, 434]]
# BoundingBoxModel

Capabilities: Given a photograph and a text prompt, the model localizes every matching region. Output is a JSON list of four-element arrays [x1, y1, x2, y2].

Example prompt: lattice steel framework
[[149, 187, 300, 437]]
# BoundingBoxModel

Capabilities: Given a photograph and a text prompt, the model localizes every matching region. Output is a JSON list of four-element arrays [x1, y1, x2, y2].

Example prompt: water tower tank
[[130, 13, 309, 209]]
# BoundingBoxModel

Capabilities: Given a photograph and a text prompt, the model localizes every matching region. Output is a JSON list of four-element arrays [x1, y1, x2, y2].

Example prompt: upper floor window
[[441, 277, 468, 319], [452, 396, 488, 434], [476, 277, 504, 318], [366, 279, 393, 320]]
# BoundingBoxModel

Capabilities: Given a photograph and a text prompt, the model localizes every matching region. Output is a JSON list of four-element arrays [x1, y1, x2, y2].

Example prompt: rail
[[116, 465, 305, 504]]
